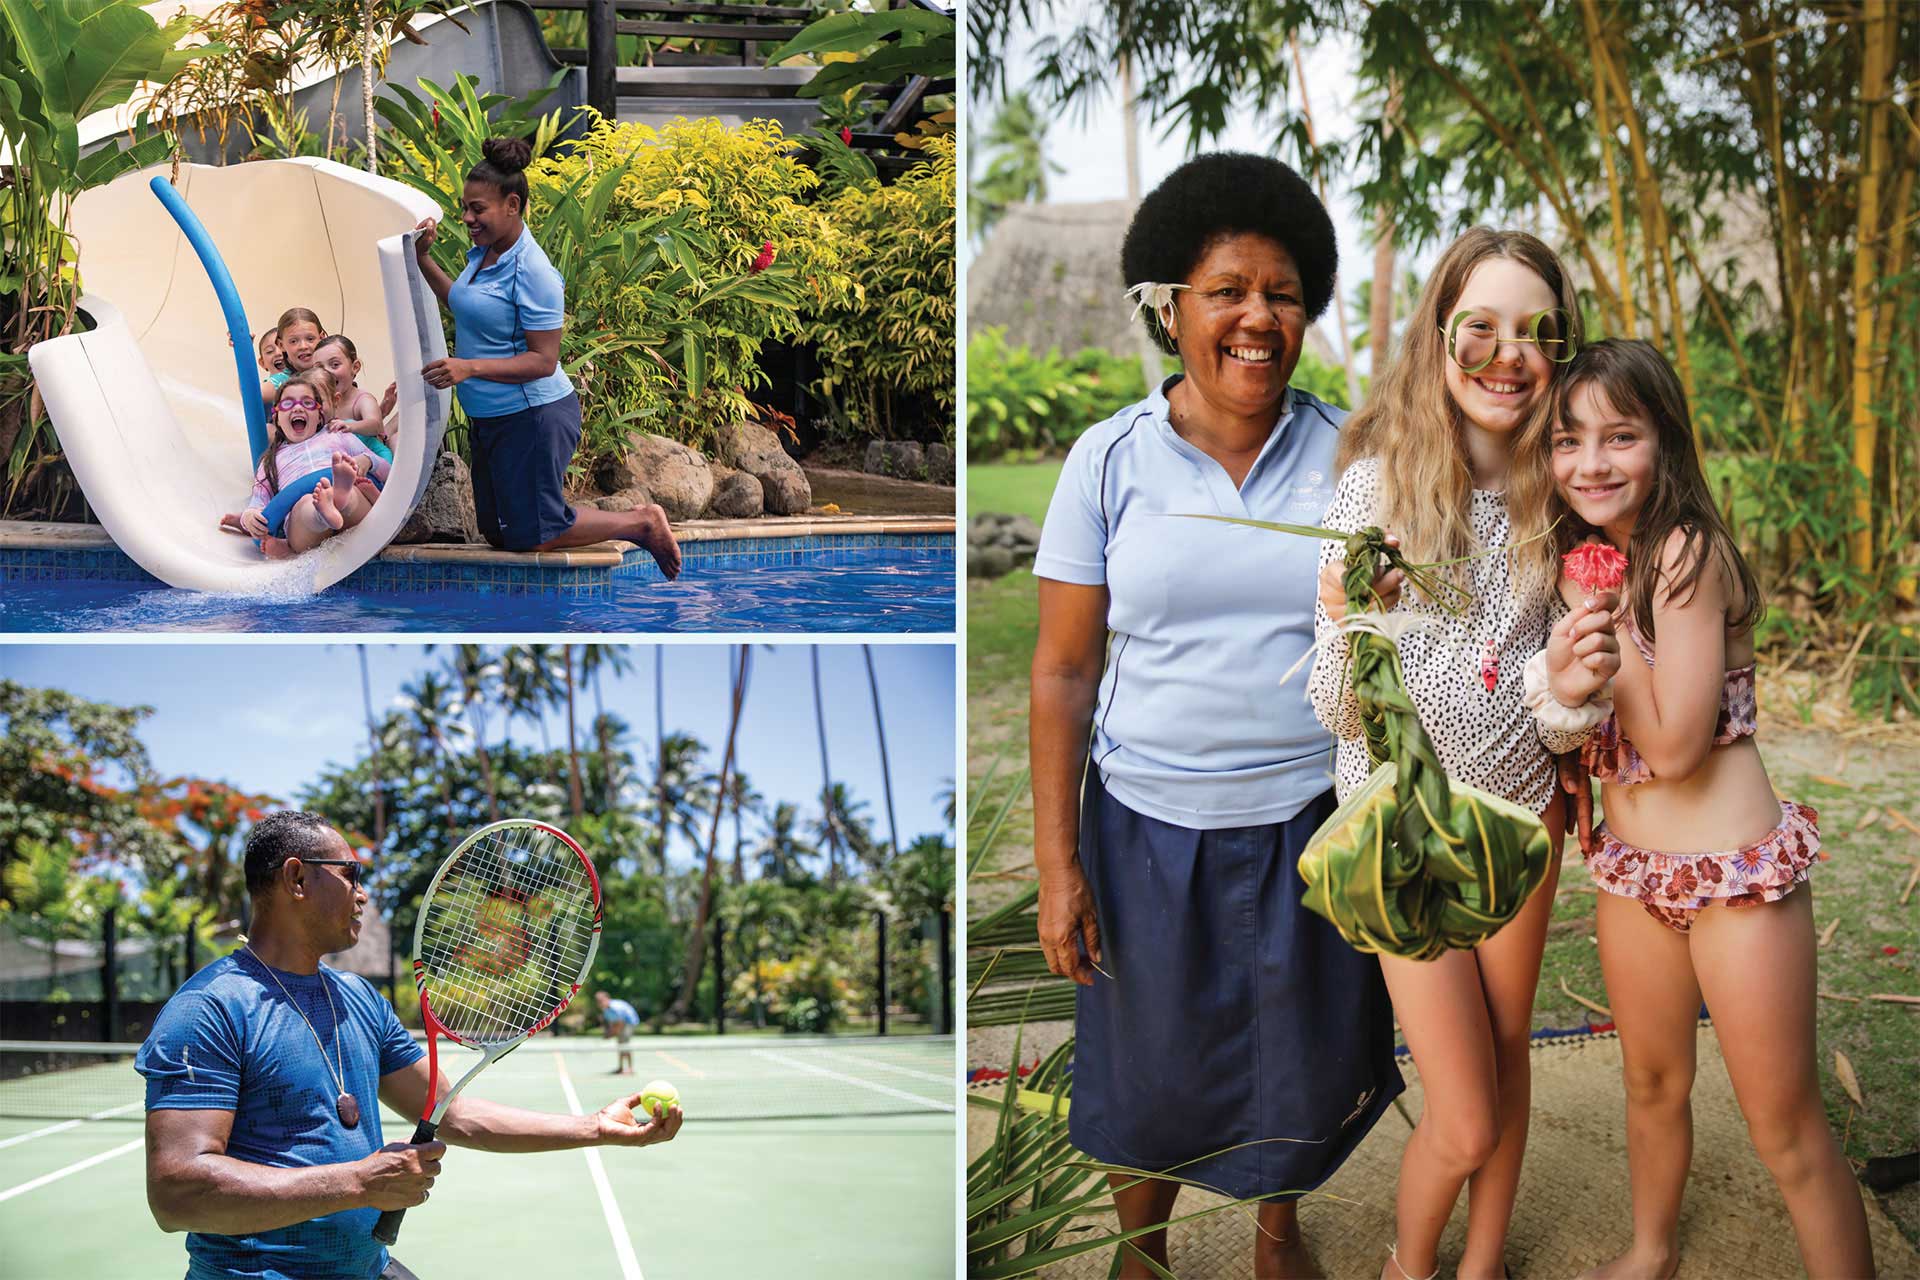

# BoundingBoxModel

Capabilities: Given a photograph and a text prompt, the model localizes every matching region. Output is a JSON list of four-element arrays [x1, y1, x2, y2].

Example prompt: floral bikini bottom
[[1587, 800, 1821, 933]]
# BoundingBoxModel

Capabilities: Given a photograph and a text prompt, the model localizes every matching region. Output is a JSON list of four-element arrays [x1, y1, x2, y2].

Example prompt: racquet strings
[[416, 825, 599, 1046]]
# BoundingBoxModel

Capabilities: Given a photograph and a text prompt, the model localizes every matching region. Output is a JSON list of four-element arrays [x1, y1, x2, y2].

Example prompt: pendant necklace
[[243, 945, 360, 1128]]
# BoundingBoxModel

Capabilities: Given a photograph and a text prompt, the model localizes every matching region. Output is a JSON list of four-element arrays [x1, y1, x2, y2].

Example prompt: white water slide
[[28, 158, 451, 593]]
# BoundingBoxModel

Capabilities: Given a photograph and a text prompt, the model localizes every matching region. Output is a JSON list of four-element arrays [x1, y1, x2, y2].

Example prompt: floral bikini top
[[1581, 615, 1756, 786]]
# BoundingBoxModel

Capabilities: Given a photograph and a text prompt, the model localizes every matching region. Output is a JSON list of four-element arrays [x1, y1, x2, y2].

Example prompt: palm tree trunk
[[1289, 35, 1360, 406], [359, 649, 386, 847], [1849, 0, 1892, 575], [670, 647, 750, 1021], [593, 657, 616, 810], [656, 648, 669, 870], [1369, 75, 1401, 379], [361, 0, 377, 172], [862, 646, 900, 864], [811, 647, 840, 882], [1119, 53, 1163, 395], [563, 646, 585, 822]]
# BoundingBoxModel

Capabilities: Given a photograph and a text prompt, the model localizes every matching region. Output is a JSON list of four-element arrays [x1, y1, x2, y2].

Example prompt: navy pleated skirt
[[1069, 772, 1403, 1200]]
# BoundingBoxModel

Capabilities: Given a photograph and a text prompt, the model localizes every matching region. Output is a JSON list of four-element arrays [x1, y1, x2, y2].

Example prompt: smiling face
[[279, 320, 322, 372], [313, 343, 359, 399], [1552, 380, 1658, 543], [1442, 257, 1561, 438], [258, 331, 284, 374], [462, 179, 522, 250], [1167, 232, 1306, 423], [296, 828, 366, 953], [273, 380, 327, 443]]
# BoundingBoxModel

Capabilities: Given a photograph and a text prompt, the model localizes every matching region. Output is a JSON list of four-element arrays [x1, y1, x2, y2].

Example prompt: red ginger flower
[[840, 126, 853, 145], [749, 240, 775, 273], [1563, 542, 1629, 595]]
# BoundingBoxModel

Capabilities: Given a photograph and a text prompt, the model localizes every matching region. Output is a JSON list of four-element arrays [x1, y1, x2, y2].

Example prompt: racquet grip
[[371, 1119, 441, 1245]]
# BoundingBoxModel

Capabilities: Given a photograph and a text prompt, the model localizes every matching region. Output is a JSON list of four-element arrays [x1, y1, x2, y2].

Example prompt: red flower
[[1564, 542, 1629, 595], [840, 125, 853, 145], [749, 240, 775, 273], [431, 104, 442, 130], [1885, 945, 1902, 956]]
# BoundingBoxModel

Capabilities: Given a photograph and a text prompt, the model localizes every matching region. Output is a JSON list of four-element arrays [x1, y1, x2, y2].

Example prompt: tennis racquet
[[373, 819, 603, 1245]]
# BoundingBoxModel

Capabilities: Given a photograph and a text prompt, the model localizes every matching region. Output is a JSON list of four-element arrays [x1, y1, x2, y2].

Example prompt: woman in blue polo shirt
[[411, 137, 680, 578], [1030, 153, 1402, 1279]]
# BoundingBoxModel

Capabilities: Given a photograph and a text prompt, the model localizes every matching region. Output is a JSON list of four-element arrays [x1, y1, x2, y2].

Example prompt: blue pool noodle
[[149, 175, 269, 465]]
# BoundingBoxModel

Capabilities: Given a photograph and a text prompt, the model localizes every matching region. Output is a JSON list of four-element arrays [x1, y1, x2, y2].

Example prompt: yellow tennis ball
[[639, 1079, 679, 1118]]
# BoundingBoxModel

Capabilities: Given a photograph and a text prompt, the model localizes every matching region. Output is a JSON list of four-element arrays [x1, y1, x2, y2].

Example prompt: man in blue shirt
[[139, 811, 683, 1280], [594, 991, 641, 1075]]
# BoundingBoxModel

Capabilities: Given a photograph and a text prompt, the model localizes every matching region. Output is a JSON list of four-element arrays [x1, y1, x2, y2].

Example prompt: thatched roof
[[324, 910, 398, 983], [968, 200, 1339, 365]]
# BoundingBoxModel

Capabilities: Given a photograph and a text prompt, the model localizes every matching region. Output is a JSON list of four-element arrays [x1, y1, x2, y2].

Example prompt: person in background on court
[[596, 990, 641, 1075], [137, 810, 683, 1280]]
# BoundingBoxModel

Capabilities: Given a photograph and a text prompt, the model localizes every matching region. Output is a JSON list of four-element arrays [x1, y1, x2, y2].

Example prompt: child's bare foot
[[330, 450, 359, 493], [261, 536, 294, 560], [218, 511, 247, 535], [631, 503, 682, 580], [311, 478, 345, 531], [1577, 1243, 1678, 1280]]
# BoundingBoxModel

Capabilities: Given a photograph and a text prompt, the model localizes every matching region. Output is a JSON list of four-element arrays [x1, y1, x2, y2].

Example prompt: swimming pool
[[0, 533, 955, 633]]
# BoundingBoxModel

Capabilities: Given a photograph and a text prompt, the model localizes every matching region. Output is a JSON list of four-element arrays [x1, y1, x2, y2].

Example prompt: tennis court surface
[[0, 1035, 956, 1278]]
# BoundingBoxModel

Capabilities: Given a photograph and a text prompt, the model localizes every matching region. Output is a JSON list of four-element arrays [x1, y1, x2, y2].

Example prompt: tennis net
[[0, 1035, 956, 1124]]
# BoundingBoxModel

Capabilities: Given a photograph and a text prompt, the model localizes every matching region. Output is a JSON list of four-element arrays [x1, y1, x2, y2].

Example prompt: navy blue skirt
[[1069, 773, 1403, 1200]]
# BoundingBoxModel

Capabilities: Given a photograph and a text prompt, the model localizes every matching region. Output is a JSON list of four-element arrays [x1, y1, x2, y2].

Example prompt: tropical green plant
[[966, 330, 1142, 461], [808, 133, 956, 443], [968, 89, 1059, 243], [768, 6, 955, 103]]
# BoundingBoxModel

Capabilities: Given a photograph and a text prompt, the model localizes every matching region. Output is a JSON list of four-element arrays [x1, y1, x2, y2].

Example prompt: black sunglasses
[[301, 858, 363, 889]]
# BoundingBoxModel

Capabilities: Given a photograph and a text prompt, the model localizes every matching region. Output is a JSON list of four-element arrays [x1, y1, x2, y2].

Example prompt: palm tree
[[446, 645, 502, 823], [751, 801, 816, 883], [578, 646, 636, 810], [970, 89, 1062, 243], [723, 878, 801, 1028], [810, 648, 841, 879], [648, 732, 717, 874], [722, 771, 763, 885], [862, 645, 901, 865], [670, 646, 750, 1021], [561, 646, 584, 823], [498, 646, 562, 752], [812, 781, 875, 879], [395, 671, 469, 834], [588, 709, 634, 818], [358, 648, 386, 848]]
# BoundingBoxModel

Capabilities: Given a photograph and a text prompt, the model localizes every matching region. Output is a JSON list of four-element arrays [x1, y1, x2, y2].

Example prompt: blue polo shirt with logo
[[447, 226, 574, 419], [1033, 376, 1345, 830]]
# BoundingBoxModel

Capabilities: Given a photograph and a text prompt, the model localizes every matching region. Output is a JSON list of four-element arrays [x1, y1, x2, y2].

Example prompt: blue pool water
[[0, 542, 954, 633]]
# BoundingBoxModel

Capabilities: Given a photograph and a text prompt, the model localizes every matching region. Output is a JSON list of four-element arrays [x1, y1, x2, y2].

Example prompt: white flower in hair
[[1124, 281, 1190, 325]]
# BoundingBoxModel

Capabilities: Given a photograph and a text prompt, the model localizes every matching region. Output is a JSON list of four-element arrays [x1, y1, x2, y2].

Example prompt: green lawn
[[966, 455, 1920, 1244]]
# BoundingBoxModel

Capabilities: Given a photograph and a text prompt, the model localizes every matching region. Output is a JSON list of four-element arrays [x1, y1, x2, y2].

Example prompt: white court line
[[0, 1136, 144, 1204], [749, 1050, 955, 1113], [817, 1052, 952, 1088], [553, 1053, 644, 1280], [0, 1101, 143, 1151]]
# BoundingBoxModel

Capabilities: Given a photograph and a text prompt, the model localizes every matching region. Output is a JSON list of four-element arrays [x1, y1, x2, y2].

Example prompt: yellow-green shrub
[[807, 134, 956, 443]]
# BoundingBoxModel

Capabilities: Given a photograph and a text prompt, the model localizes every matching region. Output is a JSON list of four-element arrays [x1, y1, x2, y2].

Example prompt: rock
[[705, 467, 764, 519], [717, 420, 810, 515], [925, 443, 955, 484], [966, 511, 1039, 578], [602, 434, 711, 523], [864, 440, 887, 474], [970, 544, 1015, 578], [393, 450, 481, 544]]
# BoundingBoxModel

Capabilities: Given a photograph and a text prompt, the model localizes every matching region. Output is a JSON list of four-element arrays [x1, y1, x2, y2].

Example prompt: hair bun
[[481, 136, 533, 173]]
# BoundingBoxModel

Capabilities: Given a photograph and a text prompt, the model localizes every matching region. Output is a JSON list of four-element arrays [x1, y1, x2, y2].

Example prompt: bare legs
[[529, 503, 683, 579], [1378, 807, 1564, 1280], [1108, 1176, 1321, 1279], [1586, 887, 1873, 1278]]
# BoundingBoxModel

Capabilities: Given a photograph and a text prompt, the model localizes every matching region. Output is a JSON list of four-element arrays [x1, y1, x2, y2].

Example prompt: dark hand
[[1556, 753, 1595, 857], [413, 217, 437, 257], [358, 1139, 445, 1211], [1037, 866, 1102, 986], [596, 1095, 683, 1147], [421, 358, 468, 389]]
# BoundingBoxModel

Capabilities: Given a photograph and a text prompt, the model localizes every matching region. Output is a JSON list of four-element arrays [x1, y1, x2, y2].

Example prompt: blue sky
[[0, 642, 958, 855]]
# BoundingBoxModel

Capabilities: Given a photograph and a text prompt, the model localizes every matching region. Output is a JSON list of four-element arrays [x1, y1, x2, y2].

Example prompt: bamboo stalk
[[1579, 0, 1634, 335], [1597, 36, 1667, 353], [1848, 0, 1892, 575], [1290, 34, 1361, 408], [1369, 75, 1402, 382]]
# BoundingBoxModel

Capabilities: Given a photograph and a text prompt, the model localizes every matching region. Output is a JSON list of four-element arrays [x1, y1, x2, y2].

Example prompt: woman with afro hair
[[1029, 152, 1402, 1278]]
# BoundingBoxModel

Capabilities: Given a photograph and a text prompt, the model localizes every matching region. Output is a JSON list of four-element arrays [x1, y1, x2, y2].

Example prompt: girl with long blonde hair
[[1308, 227, 1620, 1280]]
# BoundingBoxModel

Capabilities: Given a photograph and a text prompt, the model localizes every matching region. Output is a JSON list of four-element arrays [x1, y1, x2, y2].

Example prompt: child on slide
[[256, 329, 285, 377], [1531, 340, 1874, 1280], [238, 369, 390, 556], [256, 306, 324, 406], [313, 334, 398, 463]]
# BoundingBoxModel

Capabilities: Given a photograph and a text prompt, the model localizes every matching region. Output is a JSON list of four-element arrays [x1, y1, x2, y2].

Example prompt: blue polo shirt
[[447, 226, 575, 419], [602, 998, 639, 1026], [137, 953, 424, 1280], [1034, 377, 1344, 829]]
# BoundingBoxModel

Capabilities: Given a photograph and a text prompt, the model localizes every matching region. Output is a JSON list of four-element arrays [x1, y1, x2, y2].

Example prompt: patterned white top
[[1307, 455, 1584, 814]]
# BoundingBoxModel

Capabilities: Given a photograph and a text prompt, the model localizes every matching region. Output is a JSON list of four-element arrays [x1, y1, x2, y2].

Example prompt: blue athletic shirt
[[136, 952, 424, 1280], [603, 998, 640, 1026], [447, 226, 575, 419], [1033, 376, 1345, 830]]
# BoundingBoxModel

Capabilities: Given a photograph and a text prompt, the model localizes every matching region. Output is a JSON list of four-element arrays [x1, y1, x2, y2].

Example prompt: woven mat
[[967, 1025, 1918, 1278]]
